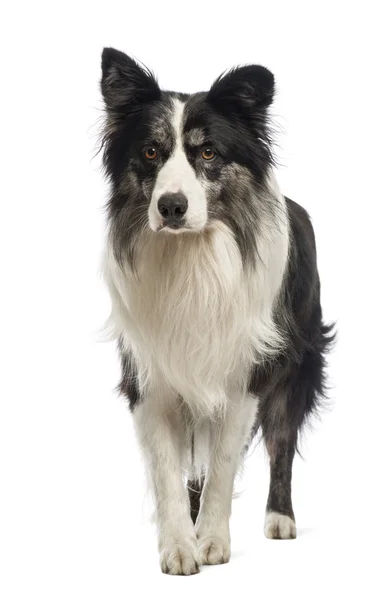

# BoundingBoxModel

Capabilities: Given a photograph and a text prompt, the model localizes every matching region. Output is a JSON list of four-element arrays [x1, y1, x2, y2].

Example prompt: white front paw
[[159, 539, 200, 575], [197, 535, 231, 565], [196, 520, 231, 565]]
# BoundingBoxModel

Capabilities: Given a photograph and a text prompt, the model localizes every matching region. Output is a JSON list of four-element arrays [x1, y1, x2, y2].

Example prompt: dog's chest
[[117, 228, 260, 412]]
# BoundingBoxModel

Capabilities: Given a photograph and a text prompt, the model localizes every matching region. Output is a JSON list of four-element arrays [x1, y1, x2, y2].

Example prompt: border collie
[[99, 47, 334, 575]]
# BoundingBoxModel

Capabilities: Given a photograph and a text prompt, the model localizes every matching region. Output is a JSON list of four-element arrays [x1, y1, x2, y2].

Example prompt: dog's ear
[[101, 48, 160, 117], [207, 65, 274, 119]]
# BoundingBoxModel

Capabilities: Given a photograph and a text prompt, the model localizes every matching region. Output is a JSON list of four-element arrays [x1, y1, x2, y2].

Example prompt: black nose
[[158, 193, 188, 224]]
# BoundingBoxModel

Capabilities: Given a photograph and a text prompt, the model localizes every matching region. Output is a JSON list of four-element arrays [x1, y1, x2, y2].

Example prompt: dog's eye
[[144, 147, 158, 160], [201, 148, 215, 161]]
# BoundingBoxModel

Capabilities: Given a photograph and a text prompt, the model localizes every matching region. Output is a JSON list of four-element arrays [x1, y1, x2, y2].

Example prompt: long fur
[[103, 172, 289, 419], [99, 47, 335, 575]]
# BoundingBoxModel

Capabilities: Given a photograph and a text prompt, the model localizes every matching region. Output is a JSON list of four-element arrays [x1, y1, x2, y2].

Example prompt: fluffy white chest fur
[[104, 217, 288, 419]]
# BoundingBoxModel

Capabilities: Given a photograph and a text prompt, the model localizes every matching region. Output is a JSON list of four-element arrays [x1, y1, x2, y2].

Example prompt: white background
[[1, 1, 389, 598]]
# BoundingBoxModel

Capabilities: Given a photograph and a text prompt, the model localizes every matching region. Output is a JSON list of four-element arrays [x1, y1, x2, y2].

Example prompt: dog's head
[[101, 48, 275, 255]]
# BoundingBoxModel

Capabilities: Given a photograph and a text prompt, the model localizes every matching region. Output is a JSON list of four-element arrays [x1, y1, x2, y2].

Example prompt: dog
[[99, 47, 334, 575]]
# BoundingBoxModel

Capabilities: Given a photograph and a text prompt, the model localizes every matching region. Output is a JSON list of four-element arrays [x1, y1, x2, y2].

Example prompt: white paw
[[160, 541, 200, 576], [197, 535, 231, 565], [264, 512, 297, 539]]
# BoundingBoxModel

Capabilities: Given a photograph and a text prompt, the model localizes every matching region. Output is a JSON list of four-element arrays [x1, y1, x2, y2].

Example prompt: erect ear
[[101, 47, 161, 117], [207, 65, 274, 119]]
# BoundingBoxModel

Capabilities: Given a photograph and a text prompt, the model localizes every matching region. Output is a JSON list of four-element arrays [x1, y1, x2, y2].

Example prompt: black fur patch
[[116, 337, 140, 411], [188, 478, 204, 525]]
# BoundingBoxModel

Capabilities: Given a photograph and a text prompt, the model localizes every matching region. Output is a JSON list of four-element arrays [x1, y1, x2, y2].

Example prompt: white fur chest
[[104, 221, 286, 418]]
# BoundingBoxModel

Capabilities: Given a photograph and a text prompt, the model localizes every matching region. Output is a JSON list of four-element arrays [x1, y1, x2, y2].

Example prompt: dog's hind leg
[[255, 204, 335, 539], [264, 427, 297, 539], [260, 345, 326, 539], [259, 385, 302, 539], [188, 478, 204, 525]]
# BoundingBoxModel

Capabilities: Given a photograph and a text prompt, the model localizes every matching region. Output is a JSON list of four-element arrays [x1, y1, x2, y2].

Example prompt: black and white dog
[[100, 48, 334, 575]]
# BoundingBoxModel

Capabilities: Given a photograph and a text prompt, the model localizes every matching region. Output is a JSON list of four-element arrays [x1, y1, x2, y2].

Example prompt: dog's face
[[101, 48, 275, 256]]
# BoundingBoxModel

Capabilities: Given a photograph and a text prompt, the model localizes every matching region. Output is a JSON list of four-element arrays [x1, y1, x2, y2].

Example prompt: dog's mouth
[[158, 221, 191, 234], [157, 219, 192, 233]]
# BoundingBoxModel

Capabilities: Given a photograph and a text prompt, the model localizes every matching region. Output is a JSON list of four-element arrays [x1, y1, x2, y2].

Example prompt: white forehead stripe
[[149, 97, 208, 232], [171, 98, 185, 149]]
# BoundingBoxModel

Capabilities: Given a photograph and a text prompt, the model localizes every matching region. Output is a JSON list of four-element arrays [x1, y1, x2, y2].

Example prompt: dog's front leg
[[133, 394, 199, 575], [196, 394, 258, 565]]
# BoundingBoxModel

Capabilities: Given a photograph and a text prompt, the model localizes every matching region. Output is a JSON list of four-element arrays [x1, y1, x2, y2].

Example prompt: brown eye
[[201, 148, 215, 161], [144, 147, 158, 160]]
